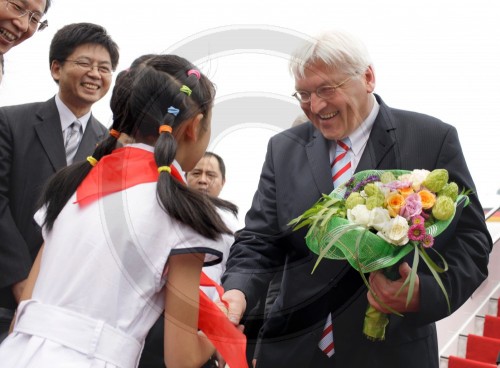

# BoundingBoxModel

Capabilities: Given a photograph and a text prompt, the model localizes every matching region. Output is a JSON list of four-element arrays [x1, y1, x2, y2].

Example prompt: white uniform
[[0, 151, 225, 367], [201, 209, 239, 301]]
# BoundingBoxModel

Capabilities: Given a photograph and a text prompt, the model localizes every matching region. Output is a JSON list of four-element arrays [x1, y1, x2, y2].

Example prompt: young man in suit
[[0, 0, 51, 55], [221, 30, 493, 368], [0, 22, 119, 341]]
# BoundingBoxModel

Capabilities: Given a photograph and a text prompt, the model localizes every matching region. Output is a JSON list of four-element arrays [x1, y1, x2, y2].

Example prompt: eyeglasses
[[4, 0, 48, 31], [292, 76, 353, 104], [64, 59, 113, 75]]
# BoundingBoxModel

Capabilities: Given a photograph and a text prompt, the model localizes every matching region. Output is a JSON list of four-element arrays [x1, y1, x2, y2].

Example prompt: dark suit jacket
[[222, 95, 493, 368], [0, 97, 108, 310]]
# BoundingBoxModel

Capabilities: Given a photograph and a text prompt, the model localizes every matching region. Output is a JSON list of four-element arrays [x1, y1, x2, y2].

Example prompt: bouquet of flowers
[[289, 168, 469, 341]]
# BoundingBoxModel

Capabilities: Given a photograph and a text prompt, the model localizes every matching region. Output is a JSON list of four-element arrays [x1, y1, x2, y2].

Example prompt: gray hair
[[289, 30, 373, 79]]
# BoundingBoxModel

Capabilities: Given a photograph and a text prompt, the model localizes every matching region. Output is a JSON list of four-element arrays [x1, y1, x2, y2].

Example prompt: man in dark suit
[[222, 30, 493, 368], [0, 22, 119, 341]]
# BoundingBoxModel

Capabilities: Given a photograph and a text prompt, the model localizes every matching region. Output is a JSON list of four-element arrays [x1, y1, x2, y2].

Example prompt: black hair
[[38, 54, 237, 241], [44, 0, 52, 13], [200, 151, 226, 181], [0, 54, 4, 75], [49, 23, 119, 73]]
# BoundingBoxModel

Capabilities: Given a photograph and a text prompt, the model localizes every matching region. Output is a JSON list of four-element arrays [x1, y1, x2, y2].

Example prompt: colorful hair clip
[[180, 85, 192, 96], [159, 125, 173, 134], [158, 166, 172, 174], [167, 106, 180, 116], [109, 129, 120, 139], [87, 156, 98, 167], [187, 69, 201, 80]]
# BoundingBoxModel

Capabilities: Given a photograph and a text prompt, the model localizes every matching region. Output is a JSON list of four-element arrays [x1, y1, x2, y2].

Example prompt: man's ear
[[184, 113, 204, 141], [50, 60, 62, 83], [364, 65, 376, 93]]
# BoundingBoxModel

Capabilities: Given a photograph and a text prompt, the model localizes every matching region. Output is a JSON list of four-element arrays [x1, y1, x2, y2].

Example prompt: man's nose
[[309, 92, 326, 114]]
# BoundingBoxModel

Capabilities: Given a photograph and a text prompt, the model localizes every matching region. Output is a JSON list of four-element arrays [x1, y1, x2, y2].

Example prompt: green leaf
[[311, 223, 360, 273], [396, 245, 419, 307], [418, 246, 451, 313], [420, 247, 448, 273]]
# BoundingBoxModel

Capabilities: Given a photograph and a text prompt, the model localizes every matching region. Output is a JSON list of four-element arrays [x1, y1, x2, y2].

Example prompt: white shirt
[[329, 94, 380, 172], [55, 94, 91, 133]]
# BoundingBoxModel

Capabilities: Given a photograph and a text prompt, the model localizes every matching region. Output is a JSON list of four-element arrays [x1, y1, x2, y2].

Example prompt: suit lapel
[[305, 128, 334, 196], [34, 98, 67, 172], [356, 95, 399, 172], [74, 115, 102, 162]]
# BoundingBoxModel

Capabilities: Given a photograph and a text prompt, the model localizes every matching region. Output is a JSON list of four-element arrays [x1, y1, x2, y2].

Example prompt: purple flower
[[399, 193, 423, 220], [422, 234, 434, 248], [344, 175, 379, 199], [384, 180, 412, 190], [408, 223, 426, 241]]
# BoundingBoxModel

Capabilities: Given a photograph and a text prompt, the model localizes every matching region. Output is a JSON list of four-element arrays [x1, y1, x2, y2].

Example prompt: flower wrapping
[[290, 169, 469, 341]]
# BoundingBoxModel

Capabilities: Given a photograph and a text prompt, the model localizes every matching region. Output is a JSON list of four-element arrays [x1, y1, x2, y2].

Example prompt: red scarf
[[76, 146, 248, 368]]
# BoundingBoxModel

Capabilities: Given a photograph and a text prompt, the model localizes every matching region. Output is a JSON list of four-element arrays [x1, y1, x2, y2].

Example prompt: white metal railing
[[438, 202, 500, 365]]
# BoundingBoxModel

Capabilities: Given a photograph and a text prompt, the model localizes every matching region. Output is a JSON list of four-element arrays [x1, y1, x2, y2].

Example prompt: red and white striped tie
[[319, 137, 352, 358], [318, 313, 335, 357], [331, 137, 352, 188]]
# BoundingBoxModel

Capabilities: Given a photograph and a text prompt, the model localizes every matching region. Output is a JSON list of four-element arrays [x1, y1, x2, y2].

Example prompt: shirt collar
[[349, 94, 379, 158], [55, 94, 91, 132]]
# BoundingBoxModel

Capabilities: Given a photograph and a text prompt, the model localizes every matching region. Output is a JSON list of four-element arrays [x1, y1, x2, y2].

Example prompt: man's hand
[[11, 279, 27, 303], [367, 262, 420, 314], [221, 289, 246, 325]]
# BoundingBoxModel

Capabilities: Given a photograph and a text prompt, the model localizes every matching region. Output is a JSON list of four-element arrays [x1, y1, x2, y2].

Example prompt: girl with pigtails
[[0, 54, 244, 368]]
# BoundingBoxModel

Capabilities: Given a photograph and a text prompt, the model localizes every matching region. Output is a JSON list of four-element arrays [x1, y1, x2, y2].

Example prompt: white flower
[[377, 215, 409, 246], [408, 169, 430, 191], [375, 181, 391, 197], [368, 207, 391, 232], [347, 204, 370, 226]]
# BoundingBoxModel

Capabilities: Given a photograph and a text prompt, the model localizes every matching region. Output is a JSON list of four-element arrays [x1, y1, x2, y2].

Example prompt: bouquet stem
[[362, 264, 400, 341], [363, 304, 389, 341]]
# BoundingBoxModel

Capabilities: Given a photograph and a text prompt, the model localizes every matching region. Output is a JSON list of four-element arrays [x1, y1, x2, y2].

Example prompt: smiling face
[[295, 61, 376, 140], [51, 43, 112, 117], [0, 0, 46, 54]]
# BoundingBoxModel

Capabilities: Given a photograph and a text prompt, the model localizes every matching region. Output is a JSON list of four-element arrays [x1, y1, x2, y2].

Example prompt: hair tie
[[187, 69, 201, 80], [158, 166, 171, 174], [109, 129, 120, 139], [159, 125, 172, 134], [167, 106, 180, 116], [87, 156, 98, 167], [180, 85, 192, 96]]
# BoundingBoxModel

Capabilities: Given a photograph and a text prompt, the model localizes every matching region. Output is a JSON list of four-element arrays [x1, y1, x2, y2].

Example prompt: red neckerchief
[[75, 146, 247, 367], [76, 146, 183, 205]]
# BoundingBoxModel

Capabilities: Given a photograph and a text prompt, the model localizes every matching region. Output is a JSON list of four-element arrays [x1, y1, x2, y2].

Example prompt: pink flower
[[384, 180, 412, 190], [422, 234, 434, 248], [408, 223, 426, 241], [399, 193, 423, 220], [411, 215, 425, 225]]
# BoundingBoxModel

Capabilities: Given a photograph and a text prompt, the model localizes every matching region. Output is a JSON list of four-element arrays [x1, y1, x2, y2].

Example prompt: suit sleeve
[[222, 139, 288, 309], [0, 109, 32, 289], [412, 126, 493, 324]]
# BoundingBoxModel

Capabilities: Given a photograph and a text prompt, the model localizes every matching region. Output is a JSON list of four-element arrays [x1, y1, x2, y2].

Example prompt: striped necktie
[[64, 120, 81, 165], [319, 137, 352, 358], [331, 137, 352, 188]]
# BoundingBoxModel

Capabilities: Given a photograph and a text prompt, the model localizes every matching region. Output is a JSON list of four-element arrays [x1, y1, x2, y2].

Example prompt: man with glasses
[[221, 29, 492, 368], [0, 0, 51, 55], [0, 22, 119, 342]]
